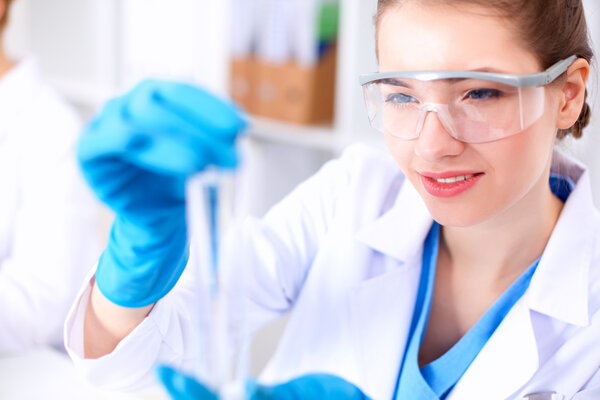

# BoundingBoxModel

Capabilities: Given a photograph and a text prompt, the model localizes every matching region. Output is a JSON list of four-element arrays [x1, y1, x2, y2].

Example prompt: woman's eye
[[466, 88, 502, 100], [385, 93, 417, 105]]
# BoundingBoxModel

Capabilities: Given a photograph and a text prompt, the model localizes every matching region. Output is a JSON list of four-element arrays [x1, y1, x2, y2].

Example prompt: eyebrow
[[379, 78, 411, 87], [469, 67, 506, 73], [378, 77, 468, 86]]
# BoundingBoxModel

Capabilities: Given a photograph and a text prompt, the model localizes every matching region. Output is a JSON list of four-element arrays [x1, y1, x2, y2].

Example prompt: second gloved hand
[[156, 365, 371, 400], [78, 80, 247, 307]]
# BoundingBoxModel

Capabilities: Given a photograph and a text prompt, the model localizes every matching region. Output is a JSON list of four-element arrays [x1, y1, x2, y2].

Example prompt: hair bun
[[572, 100, 592, 138], [557, 89, 591, 140]]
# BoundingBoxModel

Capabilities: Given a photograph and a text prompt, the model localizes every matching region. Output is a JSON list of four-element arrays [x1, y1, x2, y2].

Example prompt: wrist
[[84, 279, 154, 359]]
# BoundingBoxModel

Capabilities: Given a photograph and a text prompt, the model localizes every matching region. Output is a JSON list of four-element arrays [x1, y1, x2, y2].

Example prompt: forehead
[[377, 2, 540, 74]]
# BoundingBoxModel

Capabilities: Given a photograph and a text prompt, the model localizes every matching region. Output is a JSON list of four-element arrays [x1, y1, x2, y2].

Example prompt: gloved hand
[[156, 365, 370, 400], [78, 80, 247, 307]]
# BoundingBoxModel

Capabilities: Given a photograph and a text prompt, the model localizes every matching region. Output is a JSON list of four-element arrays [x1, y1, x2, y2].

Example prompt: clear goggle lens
[[362, 78, 546, 143]]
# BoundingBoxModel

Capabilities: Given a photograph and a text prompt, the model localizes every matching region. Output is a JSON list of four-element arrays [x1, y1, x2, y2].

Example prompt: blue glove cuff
[[96, 215, 190, 307]]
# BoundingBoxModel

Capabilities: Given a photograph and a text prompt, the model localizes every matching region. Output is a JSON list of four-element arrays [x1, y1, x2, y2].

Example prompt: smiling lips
[[419, 171, 484, 198]]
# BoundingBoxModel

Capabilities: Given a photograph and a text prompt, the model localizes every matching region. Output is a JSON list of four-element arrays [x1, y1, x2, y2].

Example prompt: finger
[[148, 80, 248, 137], [79, 81, 242, 176], [81, 99, 219, 176], [125, 85, 240, 149], [124, 83, 242, 172], [125, 80, 209, 136], [156, 365, 218, 400], [82, 160, 186, 217], [78, 96, 138, 163]]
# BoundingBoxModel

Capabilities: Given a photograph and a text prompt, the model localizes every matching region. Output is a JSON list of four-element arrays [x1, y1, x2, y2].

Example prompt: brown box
[[230, 57, 259, 115], [230, 45, 337, 125]]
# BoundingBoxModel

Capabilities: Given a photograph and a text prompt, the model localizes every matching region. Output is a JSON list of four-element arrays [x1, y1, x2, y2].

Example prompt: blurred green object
[[318, 2, 339, 42]]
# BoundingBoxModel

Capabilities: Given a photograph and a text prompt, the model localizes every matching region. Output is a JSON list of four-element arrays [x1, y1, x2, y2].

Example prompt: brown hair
[[375, 0, 594, 139], [1, 0, 14, 31]]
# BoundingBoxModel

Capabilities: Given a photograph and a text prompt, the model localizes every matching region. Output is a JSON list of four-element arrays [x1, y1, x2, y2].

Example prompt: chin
[[423, 200, 489, 228], [431, 214, 480, 228]]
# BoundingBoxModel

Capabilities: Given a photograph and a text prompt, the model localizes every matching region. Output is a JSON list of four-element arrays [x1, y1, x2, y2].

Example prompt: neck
[[439, 168, 563, 288]]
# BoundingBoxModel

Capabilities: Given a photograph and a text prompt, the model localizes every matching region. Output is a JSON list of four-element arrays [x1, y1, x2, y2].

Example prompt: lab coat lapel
[[349, 257, 422, 399], [526, 167, 594, 327], [355, 176, 433, 262], [446, 299, 539, 400], [352, 178, 433, 399]]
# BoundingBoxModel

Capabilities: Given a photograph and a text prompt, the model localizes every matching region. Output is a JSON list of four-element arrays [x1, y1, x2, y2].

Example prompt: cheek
[[385, 134, 415, 174], [460, 126, 554, 225], [487, 134, 545, 194], [492, 109, 557, 187]]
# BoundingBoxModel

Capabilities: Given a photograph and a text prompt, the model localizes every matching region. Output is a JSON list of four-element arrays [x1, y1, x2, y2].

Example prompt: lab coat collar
[[527, 151, 595, 327], [355, 174, 433, 263], [349, 260, 422, 400]]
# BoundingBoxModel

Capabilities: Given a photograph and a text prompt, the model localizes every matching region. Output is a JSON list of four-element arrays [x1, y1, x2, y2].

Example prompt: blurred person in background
[[0, 0, 99, 353]]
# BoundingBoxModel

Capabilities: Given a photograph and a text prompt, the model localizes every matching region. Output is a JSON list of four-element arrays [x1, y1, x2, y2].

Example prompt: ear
[[556, 58, 590, 130]]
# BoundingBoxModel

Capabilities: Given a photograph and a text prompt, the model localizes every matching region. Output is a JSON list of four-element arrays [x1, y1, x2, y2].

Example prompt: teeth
[[434, 174, 475, 183]]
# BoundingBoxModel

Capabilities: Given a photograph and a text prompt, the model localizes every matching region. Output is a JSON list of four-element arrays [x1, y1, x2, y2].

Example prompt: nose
[[414, 109, 465, 162]]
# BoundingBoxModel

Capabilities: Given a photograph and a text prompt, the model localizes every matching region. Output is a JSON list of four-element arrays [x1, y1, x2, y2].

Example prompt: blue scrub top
[[393, 175, 574, 400]]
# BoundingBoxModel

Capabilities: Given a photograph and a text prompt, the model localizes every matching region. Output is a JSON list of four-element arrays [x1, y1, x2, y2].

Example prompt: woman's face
[[377, 2, 562, 227]]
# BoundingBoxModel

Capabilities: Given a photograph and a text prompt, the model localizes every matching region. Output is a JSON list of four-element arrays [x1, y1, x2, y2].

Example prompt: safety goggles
[[359, 56, 576, 143]]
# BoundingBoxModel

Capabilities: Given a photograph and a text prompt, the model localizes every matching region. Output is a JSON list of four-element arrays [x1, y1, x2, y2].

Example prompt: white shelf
[[247, 116, 387, 154], [247, 116, 342, 152]]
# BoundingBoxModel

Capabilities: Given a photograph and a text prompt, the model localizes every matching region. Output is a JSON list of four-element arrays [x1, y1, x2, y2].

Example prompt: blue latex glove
[[78, 80, 247, 307], [157, 365, 370, 400]]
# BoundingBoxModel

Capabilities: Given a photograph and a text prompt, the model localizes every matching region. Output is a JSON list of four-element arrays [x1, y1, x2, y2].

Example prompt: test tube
[[185, 170, 249, 399]]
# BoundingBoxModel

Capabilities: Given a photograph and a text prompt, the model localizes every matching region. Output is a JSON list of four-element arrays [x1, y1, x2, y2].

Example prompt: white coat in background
[[65, 144, 600, 399], [0, 58, 99, 353]]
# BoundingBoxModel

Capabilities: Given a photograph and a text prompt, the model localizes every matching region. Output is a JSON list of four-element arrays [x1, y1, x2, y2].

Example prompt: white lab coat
[[0, 58, 99, 353], [65, 144, 600, 399]]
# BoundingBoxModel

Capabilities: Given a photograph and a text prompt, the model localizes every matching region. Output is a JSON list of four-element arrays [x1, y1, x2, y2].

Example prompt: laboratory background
[[0, 0, 599, 398]]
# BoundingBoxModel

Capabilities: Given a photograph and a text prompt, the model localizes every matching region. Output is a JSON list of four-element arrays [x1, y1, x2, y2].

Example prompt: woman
[[0, 0, 99, 352], [66, 0, 598, 398]]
